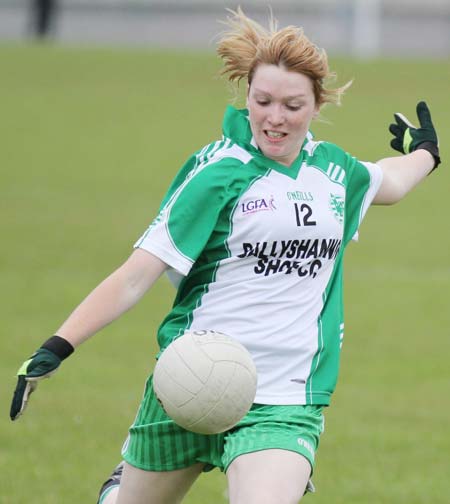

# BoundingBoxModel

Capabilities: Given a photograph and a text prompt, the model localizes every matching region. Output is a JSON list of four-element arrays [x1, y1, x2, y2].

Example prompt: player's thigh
[[226, 449, 311, 504], [116, 461, 204, 504]]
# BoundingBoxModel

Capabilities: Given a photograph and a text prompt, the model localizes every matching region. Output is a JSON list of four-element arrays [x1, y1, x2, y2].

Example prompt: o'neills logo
[[241, 196, 276, 215]]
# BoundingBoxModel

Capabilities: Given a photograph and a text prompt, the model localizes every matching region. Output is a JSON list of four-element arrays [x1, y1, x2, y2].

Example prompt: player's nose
[[267, 104, 285, 126]]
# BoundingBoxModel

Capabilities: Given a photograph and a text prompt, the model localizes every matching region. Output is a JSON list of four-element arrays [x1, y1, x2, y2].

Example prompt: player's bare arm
[[373, 149, 435, 205], [57, 249, 167, 348], [10, 249, 167, 421]]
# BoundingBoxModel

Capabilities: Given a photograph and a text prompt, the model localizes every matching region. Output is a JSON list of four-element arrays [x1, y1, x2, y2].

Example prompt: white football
[[153, 330, 257, 434]]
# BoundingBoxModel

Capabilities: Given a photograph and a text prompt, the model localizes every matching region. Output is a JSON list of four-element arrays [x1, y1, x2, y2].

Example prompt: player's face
[[247, 64, 319, 167]]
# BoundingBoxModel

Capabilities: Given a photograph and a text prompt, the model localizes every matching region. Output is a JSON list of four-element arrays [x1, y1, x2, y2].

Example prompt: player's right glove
[[10, 335, 74, 421], [389, 101, 441, 171]]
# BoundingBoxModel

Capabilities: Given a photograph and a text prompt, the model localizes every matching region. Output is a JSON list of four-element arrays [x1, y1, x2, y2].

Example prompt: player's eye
[[256, 99, 270, 107], [286, 104, 302, 111]]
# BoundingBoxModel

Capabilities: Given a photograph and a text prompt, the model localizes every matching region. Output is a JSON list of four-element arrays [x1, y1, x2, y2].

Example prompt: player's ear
[[312, 103, 320, 119]]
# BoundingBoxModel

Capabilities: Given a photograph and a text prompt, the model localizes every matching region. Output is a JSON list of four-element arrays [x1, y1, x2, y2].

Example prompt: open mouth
[[264, 130, 287, 141]]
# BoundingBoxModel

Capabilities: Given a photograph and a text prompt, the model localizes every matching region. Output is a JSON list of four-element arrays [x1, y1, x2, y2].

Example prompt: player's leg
[[99, 375, 224, 503], [226, 449, 311, 504], [222, 404, 324, 504], [100, 461, 204, 504]]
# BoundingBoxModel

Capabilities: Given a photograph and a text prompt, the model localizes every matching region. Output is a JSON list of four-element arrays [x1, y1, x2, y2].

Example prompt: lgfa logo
[[241, 196, 276, 215]]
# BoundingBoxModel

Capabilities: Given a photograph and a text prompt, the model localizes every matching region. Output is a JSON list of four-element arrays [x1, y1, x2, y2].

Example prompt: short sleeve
[[356, 161, 383, 222], [344, 158, 383, 244], [134, 164, 227, 276]]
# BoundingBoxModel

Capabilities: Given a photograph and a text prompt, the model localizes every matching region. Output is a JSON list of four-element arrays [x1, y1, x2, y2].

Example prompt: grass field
[[1, 43, 449, 503]]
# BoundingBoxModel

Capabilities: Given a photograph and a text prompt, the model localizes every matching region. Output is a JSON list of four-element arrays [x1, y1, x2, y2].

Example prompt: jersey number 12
[[294, 203, 317, 227]]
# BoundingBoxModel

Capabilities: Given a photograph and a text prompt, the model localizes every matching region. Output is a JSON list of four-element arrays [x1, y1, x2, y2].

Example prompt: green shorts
[[122, 375, 325, 474]]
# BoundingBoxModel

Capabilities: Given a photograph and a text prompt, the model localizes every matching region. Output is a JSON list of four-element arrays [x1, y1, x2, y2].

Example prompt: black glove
[[10, 336, 74, 421], [389, 101, 440, 171]]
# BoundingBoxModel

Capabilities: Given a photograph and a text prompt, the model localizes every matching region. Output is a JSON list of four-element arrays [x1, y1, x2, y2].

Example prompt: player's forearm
[[55, 272, 139, 347], [373, 149, 435, 205], [56, 249, 167, 348]]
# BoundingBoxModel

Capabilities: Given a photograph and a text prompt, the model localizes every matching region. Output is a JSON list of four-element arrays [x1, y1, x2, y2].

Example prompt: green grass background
[[1, 44, 449, 503]]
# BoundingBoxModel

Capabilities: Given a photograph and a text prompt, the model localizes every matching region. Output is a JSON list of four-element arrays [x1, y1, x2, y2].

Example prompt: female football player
[[11, 8, 440, 504]]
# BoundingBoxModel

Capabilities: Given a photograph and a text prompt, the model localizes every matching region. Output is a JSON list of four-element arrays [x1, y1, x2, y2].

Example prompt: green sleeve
[[165, 162, 230, 261]]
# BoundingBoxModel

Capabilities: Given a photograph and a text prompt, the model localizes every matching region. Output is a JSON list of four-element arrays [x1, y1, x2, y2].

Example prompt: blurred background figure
[[0, 1, 443, 55], [30, 0, 57, 39]]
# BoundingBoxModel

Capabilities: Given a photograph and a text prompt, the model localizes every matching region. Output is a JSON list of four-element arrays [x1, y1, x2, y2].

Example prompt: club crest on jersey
[[240, 196, 276, 215], [329, 193, 345, 224]]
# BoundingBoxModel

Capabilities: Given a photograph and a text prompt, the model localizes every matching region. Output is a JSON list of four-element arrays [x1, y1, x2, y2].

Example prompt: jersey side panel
[[155, 147, 263, 350], [305, 145, 380, 404]]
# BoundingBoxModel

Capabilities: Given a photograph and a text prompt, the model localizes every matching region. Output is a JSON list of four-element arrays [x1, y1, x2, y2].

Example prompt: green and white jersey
[[135, 106, 382, 405]]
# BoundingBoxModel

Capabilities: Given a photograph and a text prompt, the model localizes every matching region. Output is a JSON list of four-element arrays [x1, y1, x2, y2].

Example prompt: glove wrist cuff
[[416, 141, 441, 171], [41, 335, 74, 360]]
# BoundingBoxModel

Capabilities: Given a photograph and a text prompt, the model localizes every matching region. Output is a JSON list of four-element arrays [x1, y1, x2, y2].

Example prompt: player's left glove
[[389, 101, 441, 171], [10, 336, 74, 421]]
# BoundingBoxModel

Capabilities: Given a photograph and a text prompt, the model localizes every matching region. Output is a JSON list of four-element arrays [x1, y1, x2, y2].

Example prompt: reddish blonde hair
[[216, 7, 350, 107]]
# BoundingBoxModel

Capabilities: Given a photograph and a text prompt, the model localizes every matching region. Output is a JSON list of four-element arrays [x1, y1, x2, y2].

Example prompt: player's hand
[[389, 101, 440, 170], [10, 336, 74, 421]]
